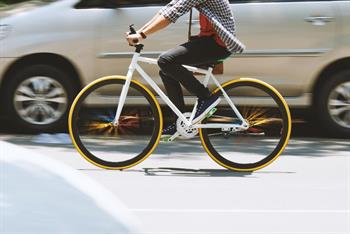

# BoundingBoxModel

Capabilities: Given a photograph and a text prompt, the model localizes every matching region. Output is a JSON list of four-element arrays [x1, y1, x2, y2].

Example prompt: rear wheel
[[69, 76, 162, 170], [200, 78, 291, 171]]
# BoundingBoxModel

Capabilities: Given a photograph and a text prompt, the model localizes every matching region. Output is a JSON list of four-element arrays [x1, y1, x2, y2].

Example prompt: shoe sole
[[192, 97, 221, 124]]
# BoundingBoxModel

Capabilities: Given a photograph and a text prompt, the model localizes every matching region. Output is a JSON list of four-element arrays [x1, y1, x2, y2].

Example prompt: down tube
[[135, 64, 190, 125]]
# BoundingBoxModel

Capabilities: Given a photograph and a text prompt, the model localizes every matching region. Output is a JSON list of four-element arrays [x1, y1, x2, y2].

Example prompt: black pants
[[158, 36, 231, 113]]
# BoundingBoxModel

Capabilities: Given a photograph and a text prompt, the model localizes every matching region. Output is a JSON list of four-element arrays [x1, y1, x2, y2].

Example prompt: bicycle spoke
[[200, 79, 291, 171], [69, 77, 161, 169]]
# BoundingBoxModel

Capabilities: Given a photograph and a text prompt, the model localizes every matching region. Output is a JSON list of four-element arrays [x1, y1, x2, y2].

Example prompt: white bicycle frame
[[113, 51, 249, 131]]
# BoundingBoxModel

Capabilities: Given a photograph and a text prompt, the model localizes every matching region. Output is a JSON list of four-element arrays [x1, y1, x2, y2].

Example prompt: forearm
[[140, 15, 171, 37], [138, 13, 161, 32]]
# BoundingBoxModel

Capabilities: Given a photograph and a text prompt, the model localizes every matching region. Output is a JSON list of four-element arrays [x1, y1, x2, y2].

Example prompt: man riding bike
[[126, 0, 245, 135]]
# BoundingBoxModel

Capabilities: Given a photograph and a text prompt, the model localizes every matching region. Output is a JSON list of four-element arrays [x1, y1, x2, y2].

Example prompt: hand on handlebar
[[126, 32, 142, 46]]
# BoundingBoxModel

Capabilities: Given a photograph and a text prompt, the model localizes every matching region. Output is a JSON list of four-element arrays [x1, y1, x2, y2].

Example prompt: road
[[0, 132, 349, 234]]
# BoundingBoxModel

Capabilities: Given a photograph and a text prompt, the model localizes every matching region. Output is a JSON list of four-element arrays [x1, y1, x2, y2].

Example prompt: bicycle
[[68, 25, 292, 172]]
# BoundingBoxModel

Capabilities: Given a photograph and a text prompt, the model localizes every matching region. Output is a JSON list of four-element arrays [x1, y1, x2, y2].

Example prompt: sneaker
[[162, 122, 177, 135], [193, 95, 221, 123]]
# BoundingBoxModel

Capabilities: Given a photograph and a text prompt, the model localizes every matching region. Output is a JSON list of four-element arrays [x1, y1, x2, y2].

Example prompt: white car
[[0, 0, 349, 136]]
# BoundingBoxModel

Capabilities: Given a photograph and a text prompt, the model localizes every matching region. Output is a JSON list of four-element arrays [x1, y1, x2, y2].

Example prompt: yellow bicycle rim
[[199, 78, 292, 172], [68, 75, 163, 170]]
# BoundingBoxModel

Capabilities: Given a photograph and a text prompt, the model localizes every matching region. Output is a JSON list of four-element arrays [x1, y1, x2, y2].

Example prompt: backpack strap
[[188, 8, 193, 41]]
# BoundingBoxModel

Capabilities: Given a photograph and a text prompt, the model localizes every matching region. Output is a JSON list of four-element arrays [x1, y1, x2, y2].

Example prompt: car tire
[[5, 64, 76, 133], [315, 69, 350, 138]]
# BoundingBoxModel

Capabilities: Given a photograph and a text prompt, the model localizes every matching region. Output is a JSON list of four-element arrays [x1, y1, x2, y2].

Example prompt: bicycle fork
[[112, 53, 139, 126]]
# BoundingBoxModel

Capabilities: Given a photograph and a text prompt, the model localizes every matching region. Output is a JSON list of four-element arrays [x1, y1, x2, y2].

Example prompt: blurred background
[[0, 0, 54, 10], [0, 0, 349, 138], [0, 1, 349, 234]]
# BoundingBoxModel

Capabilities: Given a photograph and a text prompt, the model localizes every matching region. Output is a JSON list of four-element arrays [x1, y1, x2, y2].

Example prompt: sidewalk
[[0, 140, 140, 233]]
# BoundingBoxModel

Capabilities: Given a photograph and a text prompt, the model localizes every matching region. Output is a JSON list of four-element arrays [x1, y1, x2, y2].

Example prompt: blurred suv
[[0, 0, 349, 136]]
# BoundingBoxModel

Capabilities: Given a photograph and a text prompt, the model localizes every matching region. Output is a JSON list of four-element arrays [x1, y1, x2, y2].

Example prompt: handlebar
[[128, 24, 144, 53], [129, 24, 139, 44]]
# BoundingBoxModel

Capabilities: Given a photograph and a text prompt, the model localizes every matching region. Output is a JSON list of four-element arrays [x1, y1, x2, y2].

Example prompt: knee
[[157, 52, 173, 71]]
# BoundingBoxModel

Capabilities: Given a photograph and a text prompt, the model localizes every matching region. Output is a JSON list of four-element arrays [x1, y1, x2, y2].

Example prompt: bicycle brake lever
[[129, 24, 137, 34]]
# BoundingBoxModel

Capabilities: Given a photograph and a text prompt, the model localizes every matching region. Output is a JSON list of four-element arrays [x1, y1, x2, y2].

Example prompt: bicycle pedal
[[206, 107, 217, 118], [160, 135, 175, 143]]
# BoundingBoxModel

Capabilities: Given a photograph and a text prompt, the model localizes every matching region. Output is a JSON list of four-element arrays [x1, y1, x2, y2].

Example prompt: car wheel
[[5, 64, 76, 132], [315, 69, 350, 137]]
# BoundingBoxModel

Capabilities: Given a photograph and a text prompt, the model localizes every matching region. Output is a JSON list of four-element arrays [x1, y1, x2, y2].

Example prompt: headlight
[[0, 24, 11, 40]]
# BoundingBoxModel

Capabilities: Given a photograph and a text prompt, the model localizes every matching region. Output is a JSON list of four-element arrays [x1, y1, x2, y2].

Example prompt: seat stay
[[208, 73, 249, 127]]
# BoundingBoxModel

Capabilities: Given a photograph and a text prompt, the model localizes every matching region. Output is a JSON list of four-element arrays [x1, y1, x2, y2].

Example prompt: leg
[[159, 70, 185, 113], [158, 36, 231, 101]]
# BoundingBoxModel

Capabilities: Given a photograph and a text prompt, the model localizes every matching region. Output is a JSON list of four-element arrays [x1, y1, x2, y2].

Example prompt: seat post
[[203, 67, 213, 87]]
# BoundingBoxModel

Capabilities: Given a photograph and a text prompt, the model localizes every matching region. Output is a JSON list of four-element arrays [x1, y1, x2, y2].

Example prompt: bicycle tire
[[199, 78, 291, 171], [68, 76, 163, 170]]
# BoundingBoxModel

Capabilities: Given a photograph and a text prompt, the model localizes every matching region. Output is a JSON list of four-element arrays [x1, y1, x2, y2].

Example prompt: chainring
[[176, 112, 199, 139]]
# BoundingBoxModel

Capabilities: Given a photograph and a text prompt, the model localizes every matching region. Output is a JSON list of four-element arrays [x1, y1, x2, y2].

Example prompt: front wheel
[[200, 78, 292, 171], [68, 76, 163, 170]]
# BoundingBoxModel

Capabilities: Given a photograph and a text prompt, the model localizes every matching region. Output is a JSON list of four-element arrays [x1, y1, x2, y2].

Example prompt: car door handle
[[186, 19, 200, 24], [304, 16, 334, 26]]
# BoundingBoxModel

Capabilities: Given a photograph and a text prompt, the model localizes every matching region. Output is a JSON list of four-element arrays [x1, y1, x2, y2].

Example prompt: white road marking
[[130, 208, 350, 213]]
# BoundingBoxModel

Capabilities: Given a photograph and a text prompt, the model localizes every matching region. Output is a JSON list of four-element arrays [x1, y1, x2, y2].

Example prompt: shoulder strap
[[188, 8, 193, 41]]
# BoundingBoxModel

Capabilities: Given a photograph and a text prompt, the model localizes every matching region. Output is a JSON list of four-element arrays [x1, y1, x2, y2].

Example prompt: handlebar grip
[[128, 24, 139, 46]]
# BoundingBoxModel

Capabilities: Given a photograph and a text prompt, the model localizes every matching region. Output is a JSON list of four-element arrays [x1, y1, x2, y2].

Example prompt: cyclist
[[126, 0, 245, 135]]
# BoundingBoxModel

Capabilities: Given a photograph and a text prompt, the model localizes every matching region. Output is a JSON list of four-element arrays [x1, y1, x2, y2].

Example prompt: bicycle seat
[[207, 61, 223, 68], [198, 57, 229, 69]]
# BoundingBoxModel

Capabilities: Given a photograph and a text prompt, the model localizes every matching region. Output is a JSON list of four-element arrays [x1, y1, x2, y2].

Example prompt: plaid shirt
[[159, 0, 245, 53]]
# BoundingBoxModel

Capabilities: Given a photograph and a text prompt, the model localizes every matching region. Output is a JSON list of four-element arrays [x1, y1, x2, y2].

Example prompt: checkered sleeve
[[159, 0, 206, 23], [158, 0, 177, 16]]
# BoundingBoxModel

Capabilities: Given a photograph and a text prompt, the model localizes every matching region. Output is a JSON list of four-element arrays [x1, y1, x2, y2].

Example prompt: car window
[[75, 0, 169, 9]]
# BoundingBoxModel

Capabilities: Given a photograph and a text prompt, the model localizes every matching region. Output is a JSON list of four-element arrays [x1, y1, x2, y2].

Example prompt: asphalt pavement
[[0, 131, 349, 233]]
